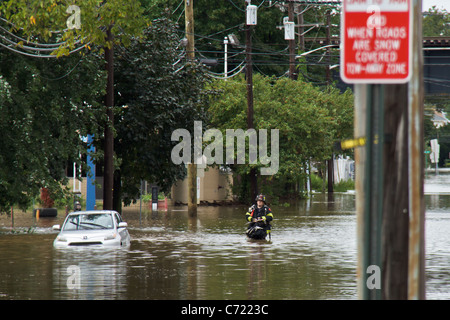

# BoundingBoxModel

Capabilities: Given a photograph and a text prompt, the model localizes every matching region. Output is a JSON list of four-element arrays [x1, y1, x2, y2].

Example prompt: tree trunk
[[103, 27, 114, 210]]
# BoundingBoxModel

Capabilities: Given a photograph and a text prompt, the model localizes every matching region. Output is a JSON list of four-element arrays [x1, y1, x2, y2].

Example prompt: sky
[[423, 0, 450, 12]]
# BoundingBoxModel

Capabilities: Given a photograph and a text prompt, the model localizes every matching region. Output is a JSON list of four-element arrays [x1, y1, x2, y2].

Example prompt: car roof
[[67, 210, 119, 216]]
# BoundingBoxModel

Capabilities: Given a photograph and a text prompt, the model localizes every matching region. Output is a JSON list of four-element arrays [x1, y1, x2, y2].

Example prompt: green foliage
[[0, 50, 106, 213], [423, 6, 450, 37], [333, 179, 355, 192], [310, 173, 324, 192], [0, 0, 148, 56], [141, 192, 165, 202], [206, 74, 354, 201], [114, 17, 212, 205], [310, 172, 354, 193], [147, 0, 340, 78], [0, 0, 149, 212]]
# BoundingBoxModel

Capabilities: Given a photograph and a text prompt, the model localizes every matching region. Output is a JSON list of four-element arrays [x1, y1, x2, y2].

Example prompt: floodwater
[[0, 172, 449, 300]]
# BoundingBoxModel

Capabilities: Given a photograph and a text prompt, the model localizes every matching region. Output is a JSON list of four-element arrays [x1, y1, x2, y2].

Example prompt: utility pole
[[381, 83, 409, 299], [288, 0, 297, 80], [185, 0, 194, 60], [325, 10, 331, 86], [326, 10, 333, 193], [345, 0, 424, 299], [103, 26, 114, 210], [246, 2, 257, 202], [185, 0, 197, 217], [407, 0, 425, 300], [297, 5, 305, 51], [380, 0, 425, 300]]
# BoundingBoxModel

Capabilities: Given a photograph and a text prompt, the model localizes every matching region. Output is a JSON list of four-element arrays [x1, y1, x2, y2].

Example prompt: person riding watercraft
[[246, 194, 273, 240]]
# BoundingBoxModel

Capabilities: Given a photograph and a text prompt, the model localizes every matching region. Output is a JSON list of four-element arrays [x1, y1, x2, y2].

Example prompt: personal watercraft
[[246, 219, 270, 240]]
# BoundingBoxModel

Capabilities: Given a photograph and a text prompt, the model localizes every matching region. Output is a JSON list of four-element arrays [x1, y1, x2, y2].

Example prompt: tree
[[1, 0, 147, 209], [147, 0, 340, 79], [113, 17, 212, 208], [423, 6, 450, 37], [0, 0, 145, 56], [0, 50, 105, 213], [206, 74, 354, 201]]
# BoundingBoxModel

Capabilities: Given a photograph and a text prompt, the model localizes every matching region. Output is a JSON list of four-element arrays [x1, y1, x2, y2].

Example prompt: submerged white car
[[53, 210, 131, 248]]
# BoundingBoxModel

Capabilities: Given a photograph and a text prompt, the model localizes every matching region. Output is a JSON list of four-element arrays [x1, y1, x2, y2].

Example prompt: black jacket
[[246, 204, 273, 222]]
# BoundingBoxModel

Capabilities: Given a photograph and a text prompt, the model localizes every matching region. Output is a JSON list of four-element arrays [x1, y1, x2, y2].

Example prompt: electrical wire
[[176, 7, 185, 24], [172, 0, 185, 14], [226, 0, 245, 12], [207, 60, 245, 75], [173, 51, 186, 66], [205, 63, 246, 79], [37, 56, 84, 81], [0, 17, 89, 58], [0, 40, 88, 58], [0, 23, 68, 48], [206, 23, 244, 40], [174, 63, 186, 73]]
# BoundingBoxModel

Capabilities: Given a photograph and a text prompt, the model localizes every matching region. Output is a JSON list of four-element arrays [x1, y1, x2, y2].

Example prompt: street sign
[[340, 0, 412, 83], [430, 139, 439, 163]]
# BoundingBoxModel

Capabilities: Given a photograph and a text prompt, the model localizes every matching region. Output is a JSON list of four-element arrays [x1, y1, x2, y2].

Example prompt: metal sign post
[[342, 0, 424, 299], [86, 134, 96, 211]]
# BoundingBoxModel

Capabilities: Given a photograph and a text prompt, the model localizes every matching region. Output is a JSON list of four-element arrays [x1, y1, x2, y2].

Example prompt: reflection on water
[[425, 170, 450, 195], [0, 193, 357, 300], [0, 172, 450, 299], [52, 248, 129, 299], [425, 171, 450, 300], [426, 211, 450, 300]]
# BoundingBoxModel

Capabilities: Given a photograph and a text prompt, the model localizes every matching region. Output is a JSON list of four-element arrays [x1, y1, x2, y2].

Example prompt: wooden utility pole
[[297, 5, 304, 52], [185, 0, 194, 60], [326, 10, 333, 193], [246, 23, 253, 131], [103, 27, 114, 210], [288, 1, 296, 80], [185, 0, 197, 217], [407, 0, 425, 300], [381, 0, 425, 300], [381, 84, 409, 299], [246, 4, 257, 202], [353, 0, 425, 300]]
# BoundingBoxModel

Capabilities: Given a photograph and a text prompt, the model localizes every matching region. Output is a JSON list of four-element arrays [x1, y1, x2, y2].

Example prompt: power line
[[0, 40, 87, 58], [36, 57, 85, 81], [0, 17, 89, 58]]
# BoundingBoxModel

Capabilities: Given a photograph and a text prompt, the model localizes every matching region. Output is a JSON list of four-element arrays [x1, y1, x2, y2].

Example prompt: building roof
[[432, 110, 450, 128]]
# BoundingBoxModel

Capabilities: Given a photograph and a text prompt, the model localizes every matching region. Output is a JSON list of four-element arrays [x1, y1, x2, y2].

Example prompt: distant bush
[[310, 173, 324, 192], [333, 179, 355, 192], [310, 173, 354, 192]]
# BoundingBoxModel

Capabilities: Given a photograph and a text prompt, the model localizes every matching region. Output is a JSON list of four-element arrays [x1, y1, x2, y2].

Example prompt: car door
[[114, 213, 130, 245]]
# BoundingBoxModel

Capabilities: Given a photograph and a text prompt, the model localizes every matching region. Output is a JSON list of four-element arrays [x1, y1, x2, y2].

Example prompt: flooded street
[[1, 172, 450, 300]]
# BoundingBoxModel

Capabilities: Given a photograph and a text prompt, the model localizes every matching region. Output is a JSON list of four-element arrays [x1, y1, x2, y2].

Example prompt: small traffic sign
[[340, 0, 412, 83]]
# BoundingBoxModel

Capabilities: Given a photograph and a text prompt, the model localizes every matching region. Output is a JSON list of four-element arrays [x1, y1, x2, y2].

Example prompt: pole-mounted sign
[[341, 0, 412, 83]]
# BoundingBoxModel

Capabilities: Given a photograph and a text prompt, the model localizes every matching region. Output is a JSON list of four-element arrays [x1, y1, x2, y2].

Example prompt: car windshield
[[63, 214, 114, 231]]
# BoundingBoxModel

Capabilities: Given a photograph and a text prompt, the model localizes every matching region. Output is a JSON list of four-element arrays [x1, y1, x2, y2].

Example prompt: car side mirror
[[52, 225, 61, 231], [118, 222, 128, 228]]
